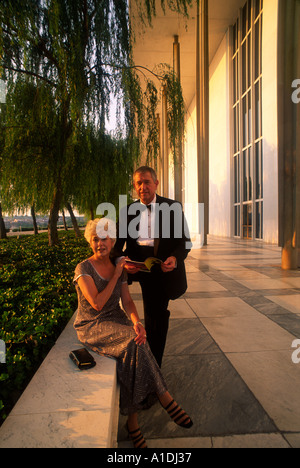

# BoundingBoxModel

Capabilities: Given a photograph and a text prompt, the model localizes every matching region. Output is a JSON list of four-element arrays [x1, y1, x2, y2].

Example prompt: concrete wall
[[183, 95, 197, 238], [262, 0, 279, 244], [184, 32, 231, 240], [208, 32, 231, 238]]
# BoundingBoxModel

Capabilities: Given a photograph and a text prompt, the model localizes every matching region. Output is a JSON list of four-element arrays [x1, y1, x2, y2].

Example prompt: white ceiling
[[131, 0, 246, 110]]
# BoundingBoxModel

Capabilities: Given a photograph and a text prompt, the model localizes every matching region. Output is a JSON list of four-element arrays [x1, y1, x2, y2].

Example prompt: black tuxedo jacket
[[114, 195, 191, 300]]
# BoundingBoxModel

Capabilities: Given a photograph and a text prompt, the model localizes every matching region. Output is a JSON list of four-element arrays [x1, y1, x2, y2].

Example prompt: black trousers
[[131, 246, 170, 368], [139, 273, 170, 368]]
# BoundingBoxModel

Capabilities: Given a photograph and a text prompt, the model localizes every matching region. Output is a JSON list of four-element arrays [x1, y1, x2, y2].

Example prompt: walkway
[[118, 236, 300, 448]]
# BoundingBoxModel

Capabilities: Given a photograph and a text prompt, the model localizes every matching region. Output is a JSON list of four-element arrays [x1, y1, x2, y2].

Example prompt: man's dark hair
[[133, 166, 158, 183]]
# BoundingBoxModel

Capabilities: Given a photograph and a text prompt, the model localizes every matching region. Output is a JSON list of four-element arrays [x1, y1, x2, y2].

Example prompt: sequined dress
[[73, 260, 168, 415]]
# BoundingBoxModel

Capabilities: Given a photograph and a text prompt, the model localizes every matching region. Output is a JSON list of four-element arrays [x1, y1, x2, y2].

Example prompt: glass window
[[235, 206, 241, 237], [233, 56, 237, 104], [248, 91, 252, 144], [243, 204, 253, 239], [233, 23, 237, 55], [248, 148, 253, 201], [255, 202, 263, 239], [232, 0, 263, 240], [242, 95, 247, 147], [248, 0, 252, 28], [255, 0, 260, 19], [234, 155, 240, 203], [234, 104, 240, 153], [255, 20, 260, 79], [247, 35, 251, 89], [254, 81, 261, 139], [242, 41, 247, 94], [243, 150, 248, 201], [242, 4, 247, 39], [243, 148, 253, 202], [259, 16, 262, 74]]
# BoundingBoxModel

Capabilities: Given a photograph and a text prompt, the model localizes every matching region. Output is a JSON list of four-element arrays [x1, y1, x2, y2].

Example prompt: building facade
[[131, 0, 300, 268]]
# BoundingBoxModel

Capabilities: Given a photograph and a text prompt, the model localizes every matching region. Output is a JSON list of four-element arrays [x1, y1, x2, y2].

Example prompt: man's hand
[[161, 256, 177, 273]]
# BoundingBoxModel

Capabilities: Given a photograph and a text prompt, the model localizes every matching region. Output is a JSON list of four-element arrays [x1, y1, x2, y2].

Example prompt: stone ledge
[[0, 314, 120, 448]]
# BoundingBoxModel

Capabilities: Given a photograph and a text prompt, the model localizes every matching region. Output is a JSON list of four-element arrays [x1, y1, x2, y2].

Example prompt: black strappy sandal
[[162, 399, 193, 429], [126, 423, 148, 449]]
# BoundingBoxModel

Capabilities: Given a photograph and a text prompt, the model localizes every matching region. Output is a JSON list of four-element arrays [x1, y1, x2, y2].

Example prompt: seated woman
[[73, 218, 193, 448]]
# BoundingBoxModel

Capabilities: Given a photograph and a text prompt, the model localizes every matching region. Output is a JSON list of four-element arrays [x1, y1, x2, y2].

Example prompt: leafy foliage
[[1, 78, 59, 214], [0, 231, 90, 423]]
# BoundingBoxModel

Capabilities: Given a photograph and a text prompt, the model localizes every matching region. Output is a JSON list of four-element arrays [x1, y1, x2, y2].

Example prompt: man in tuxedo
[[114, 166, 191, 367]]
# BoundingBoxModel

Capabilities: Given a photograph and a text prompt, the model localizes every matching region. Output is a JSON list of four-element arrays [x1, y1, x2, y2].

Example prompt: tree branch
[[87, 62, 164, 83], [36, 33, 60, 70], [2, 66, 57, 87]]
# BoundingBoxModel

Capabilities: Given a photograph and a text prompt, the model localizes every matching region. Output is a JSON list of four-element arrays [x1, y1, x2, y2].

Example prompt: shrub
[[0, 232, 90, 423]]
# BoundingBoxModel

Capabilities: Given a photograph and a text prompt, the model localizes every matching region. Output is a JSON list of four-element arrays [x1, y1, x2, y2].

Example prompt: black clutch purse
[[69, 348, 96, 370]]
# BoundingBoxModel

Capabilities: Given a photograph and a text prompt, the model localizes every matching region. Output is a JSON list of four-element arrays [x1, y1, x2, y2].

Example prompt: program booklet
[[125, 257, 163, 272]]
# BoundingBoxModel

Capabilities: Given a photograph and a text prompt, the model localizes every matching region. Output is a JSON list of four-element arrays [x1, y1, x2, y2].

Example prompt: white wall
[[208, 32, 231, 238], [184, 95, 200, 240], [184, 32, 231, 242], [262, 0, 279, 244]]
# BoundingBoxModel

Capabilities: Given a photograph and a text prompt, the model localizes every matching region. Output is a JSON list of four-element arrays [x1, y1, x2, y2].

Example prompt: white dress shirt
[[137, 195, 157, 247]]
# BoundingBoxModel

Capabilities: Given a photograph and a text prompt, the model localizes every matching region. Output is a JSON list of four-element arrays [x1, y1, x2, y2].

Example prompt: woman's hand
[[124, 257, 142, 275], [125, 265, 141, 274], [114, 257, 126, 279], [133, 322, 147, 346]]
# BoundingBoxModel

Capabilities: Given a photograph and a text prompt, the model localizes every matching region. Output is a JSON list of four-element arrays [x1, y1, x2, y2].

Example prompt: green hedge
[[0, 232, 90, 424]]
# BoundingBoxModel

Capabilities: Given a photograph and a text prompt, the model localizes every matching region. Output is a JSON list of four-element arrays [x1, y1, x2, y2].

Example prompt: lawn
[[0, 231, 90, 424]]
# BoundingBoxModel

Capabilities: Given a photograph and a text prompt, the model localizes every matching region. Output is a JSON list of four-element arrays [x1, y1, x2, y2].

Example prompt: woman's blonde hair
[[84, 218, 116, 244]]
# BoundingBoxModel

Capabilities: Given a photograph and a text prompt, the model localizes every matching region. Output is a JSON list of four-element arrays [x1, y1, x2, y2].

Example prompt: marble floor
[[118, 236, 300, 448]]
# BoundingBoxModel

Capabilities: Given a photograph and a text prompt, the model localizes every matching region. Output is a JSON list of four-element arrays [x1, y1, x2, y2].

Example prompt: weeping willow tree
[[0, 78, 63, 220], [63, 123, 136, 220], [0, 78, 132, 231], [0, 0, 191, 245]]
